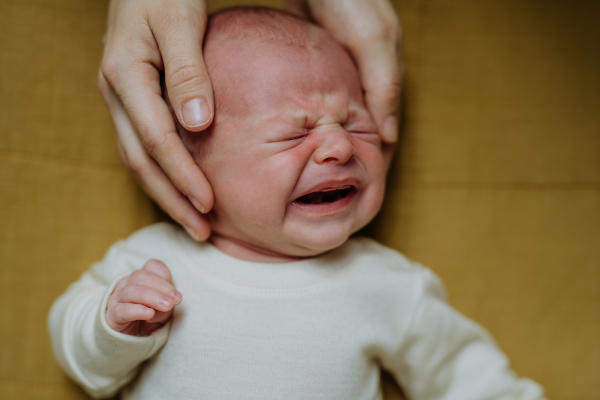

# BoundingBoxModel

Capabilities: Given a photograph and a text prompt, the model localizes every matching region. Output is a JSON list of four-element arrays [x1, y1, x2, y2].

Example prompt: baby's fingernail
[[183, 224, 200, 241], [182, 98, 210, 128], [169, 290, 182, 303], [382, 116, 398, 143], [159, 298, 171, 309], [189, 196, 205, 214]]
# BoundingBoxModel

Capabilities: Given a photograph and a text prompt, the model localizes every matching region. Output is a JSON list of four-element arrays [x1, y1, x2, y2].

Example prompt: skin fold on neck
[[209, 233, 307, 263]]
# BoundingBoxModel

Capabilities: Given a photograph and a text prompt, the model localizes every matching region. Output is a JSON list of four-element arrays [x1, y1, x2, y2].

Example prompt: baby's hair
[[205, 7, 320, 50]]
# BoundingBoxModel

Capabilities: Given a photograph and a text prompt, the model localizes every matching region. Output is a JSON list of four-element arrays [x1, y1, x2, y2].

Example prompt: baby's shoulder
[[89, 223, 184, 276], [108, 222, 182, 258], [344, 237, 447, 301], [120, 222, 181, 247], [346, 236, 422, 273]]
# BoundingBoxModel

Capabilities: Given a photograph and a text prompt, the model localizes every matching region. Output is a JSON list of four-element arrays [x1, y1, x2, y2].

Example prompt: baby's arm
[[48, 232, 178, 399], [383, 268, 546, 400]]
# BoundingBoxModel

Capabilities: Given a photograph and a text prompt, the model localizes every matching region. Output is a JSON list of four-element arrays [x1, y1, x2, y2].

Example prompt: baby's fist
[[105, 259, 182, 336]]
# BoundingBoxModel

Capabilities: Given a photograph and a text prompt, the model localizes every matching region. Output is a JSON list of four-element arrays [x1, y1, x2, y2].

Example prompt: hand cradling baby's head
[[171, 8, 391, 261]]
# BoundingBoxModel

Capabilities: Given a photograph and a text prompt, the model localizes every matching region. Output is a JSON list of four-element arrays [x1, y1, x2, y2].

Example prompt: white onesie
[[49, 223, 545, 400]]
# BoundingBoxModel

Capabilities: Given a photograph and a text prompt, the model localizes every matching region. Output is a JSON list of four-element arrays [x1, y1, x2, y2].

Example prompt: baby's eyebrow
[[296, 108, 352, 128], [287, 109, 312, 128], [283, 94, 365, 128]]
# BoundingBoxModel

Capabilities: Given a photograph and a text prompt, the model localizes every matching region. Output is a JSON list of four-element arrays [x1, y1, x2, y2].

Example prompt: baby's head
[[174, 8, 392, 260]]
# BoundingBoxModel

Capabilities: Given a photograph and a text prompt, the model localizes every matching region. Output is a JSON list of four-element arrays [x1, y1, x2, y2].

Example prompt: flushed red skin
[[180, 27, 392, 262]]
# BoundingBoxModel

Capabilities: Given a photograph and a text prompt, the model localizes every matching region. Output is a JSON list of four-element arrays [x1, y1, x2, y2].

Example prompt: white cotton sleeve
[[48, 238, 171, 399], [385, 268, 546, 400]]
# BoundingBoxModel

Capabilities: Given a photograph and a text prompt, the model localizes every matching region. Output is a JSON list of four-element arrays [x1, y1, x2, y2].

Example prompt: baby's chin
[[208, 224, 357, 263], [261, 222, 366, 260], [283, 231, 354, 258]]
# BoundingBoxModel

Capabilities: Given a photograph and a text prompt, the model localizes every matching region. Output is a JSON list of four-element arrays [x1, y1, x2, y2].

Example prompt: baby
[[49, 8, 546, 400]]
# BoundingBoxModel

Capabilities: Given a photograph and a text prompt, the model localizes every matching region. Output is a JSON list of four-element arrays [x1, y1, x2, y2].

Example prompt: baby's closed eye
[[346, 128, 381, 146], [282, 134, 309, 142], [266, 128, 310, 145]]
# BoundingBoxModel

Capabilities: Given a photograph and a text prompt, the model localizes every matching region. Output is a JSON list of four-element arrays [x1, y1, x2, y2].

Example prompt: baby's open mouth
[[294, 186, 356, 205]]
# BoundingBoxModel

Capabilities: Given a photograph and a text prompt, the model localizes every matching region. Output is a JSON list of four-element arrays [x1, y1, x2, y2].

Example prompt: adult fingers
[[99, 71, 212, 241], [99, 0, 214, 233], [150, 2, 214, 132], [355, 36, 404, 144], [112, 62, 214, 217], [287, 0, 310, 18]]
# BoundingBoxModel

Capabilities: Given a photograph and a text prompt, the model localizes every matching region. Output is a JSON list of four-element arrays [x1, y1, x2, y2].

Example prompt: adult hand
[[99, 0, 402, 242], [98, 0, 213, 241], [288, 0, 405, 144]]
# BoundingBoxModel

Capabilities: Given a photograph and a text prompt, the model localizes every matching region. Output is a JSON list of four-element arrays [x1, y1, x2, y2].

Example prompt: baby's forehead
[[202, 9, 363, 116], [178, 9, 369, 160], [206, 38, 363, 123]]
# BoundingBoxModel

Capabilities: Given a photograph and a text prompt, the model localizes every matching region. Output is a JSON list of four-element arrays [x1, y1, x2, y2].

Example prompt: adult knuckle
[[158, 4, 193, 27], [166, 61, 208, 93], [363, 14, 399, 44], [123, 150, 148, 178], [140, 128, 170, 160], [369, 79, 402, 106], [382, 80, 402, 102], [156, 2, 206, 28], [100, 53, 122, 86]]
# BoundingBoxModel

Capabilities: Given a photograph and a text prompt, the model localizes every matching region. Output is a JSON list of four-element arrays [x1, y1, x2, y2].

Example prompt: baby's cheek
[[356, 141, 388, 216], [234, 156, 295, 211], [354, 140, 386, 175]]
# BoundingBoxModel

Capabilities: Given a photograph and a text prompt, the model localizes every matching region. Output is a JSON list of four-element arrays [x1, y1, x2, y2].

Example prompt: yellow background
[[0, 0, 598, 399]]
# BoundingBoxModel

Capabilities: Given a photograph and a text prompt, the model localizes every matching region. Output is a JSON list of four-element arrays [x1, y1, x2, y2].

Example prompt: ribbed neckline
[[172, 229, 362, 292]]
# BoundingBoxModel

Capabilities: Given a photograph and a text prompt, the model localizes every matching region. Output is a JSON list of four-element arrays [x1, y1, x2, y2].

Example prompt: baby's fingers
[[107, 303, 156, 331], [115, 284, 178, 313], [147, 309, 174, 325], [128, 261, 182, 303]]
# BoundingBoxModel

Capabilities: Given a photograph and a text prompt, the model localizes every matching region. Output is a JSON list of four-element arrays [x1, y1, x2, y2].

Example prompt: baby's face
[[183, 38, 390, 258]]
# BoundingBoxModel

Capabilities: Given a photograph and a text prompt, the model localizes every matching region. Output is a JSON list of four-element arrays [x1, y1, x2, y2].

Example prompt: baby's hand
[[105, 259, 182, 336]]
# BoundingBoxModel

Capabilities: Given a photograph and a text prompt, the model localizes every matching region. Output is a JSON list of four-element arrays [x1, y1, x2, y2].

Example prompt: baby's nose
[[312, 125, 356, 165]]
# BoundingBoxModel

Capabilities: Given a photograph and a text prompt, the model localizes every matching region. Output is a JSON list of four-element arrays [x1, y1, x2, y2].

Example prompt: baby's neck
[[209, 233, 305, 263]]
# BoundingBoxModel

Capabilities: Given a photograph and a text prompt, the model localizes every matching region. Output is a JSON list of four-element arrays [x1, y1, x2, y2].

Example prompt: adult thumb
[[153, 7, 214, 132]]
